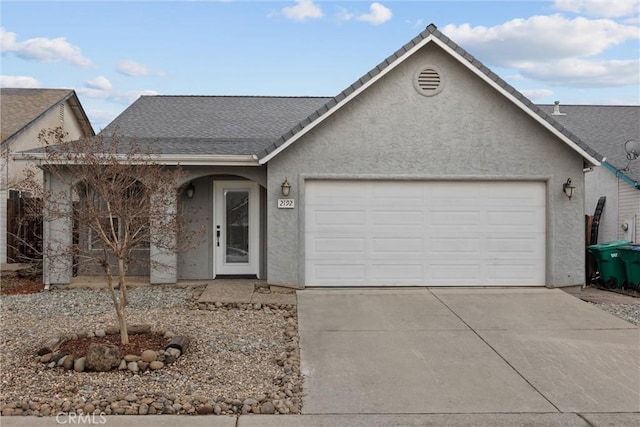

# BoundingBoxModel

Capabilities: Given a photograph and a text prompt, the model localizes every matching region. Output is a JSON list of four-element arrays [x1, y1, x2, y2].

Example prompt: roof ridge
[[260, 23, 604, 164], [140, 95, 332, 99]]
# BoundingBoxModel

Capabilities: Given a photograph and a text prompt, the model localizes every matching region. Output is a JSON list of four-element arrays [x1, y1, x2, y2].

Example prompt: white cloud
[[0, 75, 40, 88], [116, 60, 165, 77], [356, 2, 392, 25], [442, 16, 638, 64], [78, 87, 160, 104], [336, 7, 355, 22], [520, 58, 640, 87], [282, 0, 323, 21], [553, 0, 640, 18], [0, 27, 92, 68], [520, 88, 554, 99], [85, 76, 112, 91], [86, 110, 121, 132], [441, 15, 639, 87]]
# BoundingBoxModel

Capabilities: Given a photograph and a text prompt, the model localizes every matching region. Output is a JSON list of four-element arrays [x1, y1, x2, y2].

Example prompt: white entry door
[[213, 181, 260, 277], [305, 180, 546, 286]]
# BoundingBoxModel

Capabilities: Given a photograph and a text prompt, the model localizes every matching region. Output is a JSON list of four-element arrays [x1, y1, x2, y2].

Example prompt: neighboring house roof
[[259, 24, 603, 165], [100, 95, 331, 156], [538, 105, 640, 186], [0, 88, 94, 146]]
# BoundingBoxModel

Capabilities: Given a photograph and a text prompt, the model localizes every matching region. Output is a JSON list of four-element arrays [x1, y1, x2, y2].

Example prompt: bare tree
[[18, 128, 194, 344]]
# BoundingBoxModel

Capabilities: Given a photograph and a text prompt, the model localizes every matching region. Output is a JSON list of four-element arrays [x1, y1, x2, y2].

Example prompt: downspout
[[602, 160, 640, 189]]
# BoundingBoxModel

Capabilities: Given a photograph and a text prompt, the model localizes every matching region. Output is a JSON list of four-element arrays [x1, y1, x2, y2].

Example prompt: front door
[[213, 181, 260, 277]]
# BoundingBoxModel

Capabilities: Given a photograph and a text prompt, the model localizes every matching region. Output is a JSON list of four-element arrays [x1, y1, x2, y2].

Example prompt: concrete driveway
[[298, 288, 640, 419]]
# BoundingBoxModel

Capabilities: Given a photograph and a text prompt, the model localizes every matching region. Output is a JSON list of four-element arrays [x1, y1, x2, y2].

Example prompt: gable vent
[[414, 66, 444, 97]]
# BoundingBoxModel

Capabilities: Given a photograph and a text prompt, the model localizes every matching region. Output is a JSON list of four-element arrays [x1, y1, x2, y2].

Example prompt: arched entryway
[[177, 170, 266, 280]]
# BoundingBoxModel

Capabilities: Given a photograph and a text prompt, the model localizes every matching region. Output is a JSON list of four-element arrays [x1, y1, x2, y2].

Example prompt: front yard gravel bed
[[0, 286, 301, 416]]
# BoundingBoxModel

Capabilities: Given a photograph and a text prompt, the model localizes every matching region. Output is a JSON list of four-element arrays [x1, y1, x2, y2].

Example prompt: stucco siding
[[267, 43, 586, 288], [585, 167, 618, 243]]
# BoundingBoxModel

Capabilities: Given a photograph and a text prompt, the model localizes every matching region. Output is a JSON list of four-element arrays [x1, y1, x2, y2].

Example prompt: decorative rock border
[[1, 305, 302, 416], [33, 325, 189, 373]]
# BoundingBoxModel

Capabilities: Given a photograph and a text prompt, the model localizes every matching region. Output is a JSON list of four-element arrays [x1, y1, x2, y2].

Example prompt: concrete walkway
[[2, 412, 638, 426], [298, 288, 640, 420], [197, 279, 297, 306]]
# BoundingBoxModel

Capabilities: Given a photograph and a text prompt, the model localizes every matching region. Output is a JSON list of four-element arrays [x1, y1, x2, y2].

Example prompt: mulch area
[[0, 276, 44, 295], [58, 333, 169, 358]]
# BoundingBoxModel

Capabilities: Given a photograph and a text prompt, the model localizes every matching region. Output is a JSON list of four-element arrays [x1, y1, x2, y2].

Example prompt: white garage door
[[305, 180, 545, 286]]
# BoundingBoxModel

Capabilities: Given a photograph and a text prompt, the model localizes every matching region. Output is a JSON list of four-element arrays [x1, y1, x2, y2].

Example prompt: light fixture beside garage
[[562, 178, 575, 200], [281, 179, 291, 197]]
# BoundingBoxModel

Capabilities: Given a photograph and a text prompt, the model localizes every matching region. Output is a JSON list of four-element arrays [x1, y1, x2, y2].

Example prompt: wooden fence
[[6, 195, 42, 263]]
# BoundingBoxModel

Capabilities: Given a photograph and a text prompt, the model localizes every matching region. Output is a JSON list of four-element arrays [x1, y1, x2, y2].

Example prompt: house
[[0, 88, 94, 263], [537, 104, 639, 244], [22, 24, 606, 289]]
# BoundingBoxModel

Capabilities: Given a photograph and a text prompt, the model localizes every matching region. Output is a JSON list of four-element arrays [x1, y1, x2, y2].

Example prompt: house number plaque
[[277, 199, 295, 209]]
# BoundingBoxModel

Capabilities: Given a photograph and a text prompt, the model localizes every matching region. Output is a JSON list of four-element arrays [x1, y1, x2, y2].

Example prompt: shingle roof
[[100, 95, 330, 155], [0, 88, 94, 145], [260, 24, 604, 164], [538, 104, 640, 182]]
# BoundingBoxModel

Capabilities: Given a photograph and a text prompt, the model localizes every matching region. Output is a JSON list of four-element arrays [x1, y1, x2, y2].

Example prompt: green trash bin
[[588, 240, 631, 289], [619, 245, 640, 290]]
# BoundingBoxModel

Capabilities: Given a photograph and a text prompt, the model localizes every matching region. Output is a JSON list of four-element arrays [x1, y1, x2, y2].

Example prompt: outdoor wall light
[[281, 179, 291, 197], [186, 182, 195, 199], [562, 178, 575, 200]]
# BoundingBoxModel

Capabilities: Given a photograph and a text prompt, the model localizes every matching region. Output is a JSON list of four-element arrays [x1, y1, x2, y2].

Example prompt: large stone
[[196, 404, 213, 415], [141, 350, 157, 363], [261, 401, 275, 414], [86, 344, 121, 372], [149, 361, 164, 370], [138, 403, 149, 415], [63, 354, 75, 370], [123, 354, 140, 362], [73, 357, 86, 372], [127, 362, 139, 373]]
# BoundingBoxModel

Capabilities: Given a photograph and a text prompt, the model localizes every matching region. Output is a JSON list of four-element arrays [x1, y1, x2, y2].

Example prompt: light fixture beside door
[[186, 182, 195, 199]]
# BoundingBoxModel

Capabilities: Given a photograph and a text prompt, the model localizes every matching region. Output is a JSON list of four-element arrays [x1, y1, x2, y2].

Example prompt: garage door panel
[[486, 237, 543, 254], [431, 264, 482, 282], [305, 180, 545, 286], [431, 211, 481, 226], [487, 264, 539, 283], [372, 264, 424, 280], [430, 238, 481, 254], [311, 264, 366, 281], [372, 211, 423, 226], [313, 238, 366, 254], [372, 237, 423, 254]]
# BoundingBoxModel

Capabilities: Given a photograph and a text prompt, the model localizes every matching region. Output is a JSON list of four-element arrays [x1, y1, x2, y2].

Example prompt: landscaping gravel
[[0, 286, 301, 416], [592, 303, 640, 326]]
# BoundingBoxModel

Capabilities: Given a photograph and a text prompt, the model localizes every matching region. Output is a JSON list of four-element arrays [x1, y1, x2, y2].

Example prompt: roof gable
[[259, 24, 602, 166], [0, 88, 94, 145]]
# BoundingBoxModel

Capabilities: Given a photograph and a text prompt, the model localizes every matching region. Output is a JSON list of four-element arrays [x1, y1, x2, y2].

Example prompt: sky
[[1, 0, 639, 131]]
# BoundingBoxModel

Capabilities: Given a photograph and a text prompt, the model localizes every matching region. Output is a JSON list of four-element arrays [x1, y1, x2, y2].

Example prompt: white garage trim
[[304, 180, 546, 287]]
